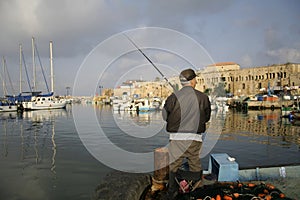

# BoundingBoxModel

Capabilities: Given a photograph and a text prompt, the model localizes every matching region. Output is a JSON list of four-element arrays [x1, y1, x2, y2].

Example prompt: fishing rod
[[123, 34, 177, 92]]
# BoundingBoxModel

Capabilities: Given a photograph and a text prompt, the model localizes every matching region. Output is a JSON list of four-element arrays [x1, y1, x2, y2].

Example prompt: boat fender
[[288, 113, 294, 121]]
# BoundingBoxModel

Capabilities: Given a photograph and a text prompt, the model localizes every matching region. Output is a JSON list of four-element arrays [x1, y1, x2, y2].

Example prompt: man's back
[[163, 86, 211, 133]]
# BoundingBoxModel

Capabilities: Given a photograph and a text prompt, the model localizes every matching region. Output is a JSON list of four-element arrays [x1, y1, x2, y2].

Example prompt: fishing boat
[[22, 40, 66, 110], [136, 97, 161, 112]]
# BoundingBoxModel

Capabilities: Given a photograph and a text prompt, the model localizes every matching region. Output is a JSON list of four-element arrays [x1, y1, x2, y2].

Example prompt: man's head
[[179, 68, 197, 88]]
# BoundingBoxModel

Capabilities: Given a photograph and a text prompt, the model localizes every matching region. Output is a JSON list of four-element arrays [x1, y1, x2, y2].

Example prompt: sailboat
[[22, 39, 66, 110], [0, 57, 18, 112]]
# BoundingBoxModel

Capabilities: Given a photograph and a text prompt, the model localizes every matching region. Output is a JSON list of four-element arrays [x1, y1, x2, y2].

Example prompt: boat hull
[[0, 105, 18, 112], [22, 96, 66, 110]]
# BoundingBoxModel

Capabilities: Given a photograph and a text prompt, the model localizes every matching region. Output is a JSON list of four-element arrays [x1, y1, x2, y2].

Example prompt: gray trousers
[[168, 140, 202, 173]]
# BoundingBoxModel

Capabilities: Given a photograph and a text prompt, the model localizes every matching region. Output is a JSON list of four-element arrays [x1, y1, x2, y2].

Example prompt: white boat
[[112, 100, 132, 111], [111, 94, 132, 111], [21, 40, 66, 110], [112, 97, 162, 112], [215, 97, 229, 112], [0, 101, 18, 112], [136, 97, 161, 112], [22, 95, 66, 110]]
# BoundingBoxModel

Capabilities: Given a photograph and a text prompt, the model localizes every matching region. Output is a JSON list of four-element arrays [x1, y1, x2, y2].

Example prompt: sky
[[0, 0, 299, 96]]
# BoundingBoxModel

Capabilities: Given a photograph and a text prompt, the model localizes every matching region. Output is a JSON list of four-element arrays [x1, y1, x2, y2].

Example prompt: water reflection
[[0, 109, 69, 166], [222, 110, 300, 148], [0, 108, 69, 199], [112, 110, 163, 127]]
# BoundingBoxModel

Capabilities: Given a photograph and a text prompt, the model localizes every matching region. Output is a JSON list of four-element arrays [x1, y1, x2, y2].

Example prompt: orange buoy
[[266, 183, 275, 190], [223, 195, 233, 200], [215, 194, 221, 200], [233, 193, 239, 198], [247, 183, 256, 187], [265, 195, 272, 200], [279, 193, 285, 198]]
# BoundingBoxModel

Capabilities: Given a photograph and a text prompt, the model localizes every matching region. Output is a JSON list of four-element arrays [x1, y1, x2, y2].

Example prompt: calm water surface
[[0, 104, 299, 200]]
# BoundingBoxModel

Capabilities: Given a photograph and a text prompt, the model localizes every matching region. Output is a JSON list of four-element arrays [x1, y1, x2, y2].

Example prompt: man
[[162, 68, 211, 196]]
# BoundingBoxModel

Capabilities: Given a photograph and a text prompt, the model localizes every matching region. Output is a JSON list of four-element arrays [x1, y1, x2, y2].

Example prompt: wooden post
[[151, 147, 169, 192]]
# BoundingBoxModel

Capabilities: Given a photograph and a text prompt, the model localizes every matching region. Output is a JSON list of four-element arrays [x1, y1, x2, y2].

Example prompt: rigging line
[[3, 58, 16, 95], [34, 42, 50, 93], [21, 50, 32, 92], [123, 33, 177, 92]]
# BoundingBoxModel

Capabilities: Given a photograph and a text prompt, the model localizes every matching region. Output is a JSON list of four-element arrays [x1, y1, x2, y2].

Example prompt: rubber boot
[[167, 171, 178, 199]]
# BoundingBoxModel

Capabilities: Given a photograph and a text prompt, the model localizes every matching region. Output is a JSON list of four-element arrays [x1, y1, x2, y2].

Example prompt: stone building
[[112, 62, 300, 98], [113, 80, 171, 99], [198, 62, 300, 96]]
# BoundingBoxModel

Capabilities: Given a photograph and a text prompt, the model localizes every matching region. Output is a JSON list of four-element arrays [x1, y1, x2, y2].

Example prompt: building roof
[[209, 62, 238, 66]]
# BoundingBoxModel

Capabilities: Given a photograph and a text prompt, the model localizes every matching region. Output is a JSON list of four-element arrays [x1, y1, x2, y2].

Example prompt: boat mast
[[2, 57, 6, 96], [19, 44, 22, 94], [32, 37, 36, 91], [50, 41, 54, 93]]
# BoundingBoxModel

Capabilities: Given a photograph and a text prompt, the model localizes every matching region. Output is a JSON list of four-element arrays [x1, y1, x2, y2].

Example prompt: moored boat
[[22, 95, 66, 110], [21, 40, 66, 111], [137, 97, 161, 112], [0, 99, 18, 112]]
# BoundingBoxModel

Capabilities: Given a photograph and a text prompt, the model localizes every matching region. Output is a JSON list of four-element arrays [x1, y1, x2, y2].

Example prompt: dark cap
[[179, 68, 197, 81]]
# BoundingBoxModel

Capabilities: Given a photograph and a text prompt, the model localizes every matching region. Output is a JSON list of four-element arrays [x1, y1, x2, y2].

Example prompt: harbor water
[[0, 104, 299, 200]]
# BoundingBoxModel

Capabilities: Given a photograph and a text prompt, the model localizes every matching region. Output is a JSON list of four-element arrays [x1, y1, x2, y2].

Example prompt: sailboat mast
[[19, 44, 22, 94], [50, 41, 54, 93], [2, 57, 9, 96], [2, 57, 5, 96], [32, 37, 36, 91]]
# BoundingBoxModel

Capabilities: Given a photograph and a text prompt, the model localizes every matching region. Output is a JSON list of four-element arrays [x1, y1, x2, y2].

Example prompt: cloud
[[240, 54, 253, 67], [0, 0, 299, 95], [266, 48, 300, 63]]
